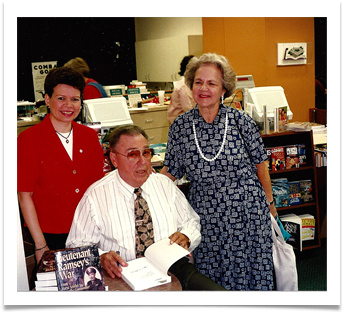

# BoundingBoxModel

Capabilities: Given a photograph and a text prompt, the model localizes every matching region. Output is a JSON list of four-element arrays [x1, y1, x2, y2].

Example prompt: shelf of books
[[262, 130, 321, 252]]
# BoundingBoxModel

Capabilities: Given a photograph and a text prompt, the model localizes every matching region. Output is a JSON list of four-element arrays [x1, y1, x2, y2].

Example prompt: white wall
[[135, 17, 202, 41]]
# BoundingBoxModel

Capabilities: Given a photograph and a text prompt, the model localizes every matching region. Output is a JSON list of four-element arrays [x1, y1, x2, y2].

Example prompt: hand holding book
[[169, 232, 191, 256], [101, 232, 191, 280]]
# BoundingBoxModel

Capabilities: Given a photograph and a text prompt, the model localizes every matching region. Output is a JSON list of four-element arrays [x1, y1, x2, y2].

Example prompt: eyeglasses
[[115, 148, 155, 161]]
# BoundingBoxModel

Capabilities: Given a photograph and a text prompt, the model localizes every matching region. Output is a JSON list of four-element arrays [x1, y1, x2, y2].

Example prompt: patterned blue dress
[[164, 104, 274, 290]]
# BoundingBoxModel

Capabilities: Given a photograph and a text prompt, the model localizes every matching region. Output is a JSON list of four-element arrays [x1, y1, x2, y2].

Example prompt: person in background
[[64, 57, 108, 100], [167, 55, 196, 125], [161, 53, 278, 290], [17, 67, 104, 264], [66, 124, 225, 291]]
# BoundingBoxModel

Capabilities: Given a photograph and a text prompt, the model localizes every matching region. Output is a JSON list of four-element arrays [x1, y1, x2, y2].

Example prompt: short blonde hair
[[184, 53, 236, 99]]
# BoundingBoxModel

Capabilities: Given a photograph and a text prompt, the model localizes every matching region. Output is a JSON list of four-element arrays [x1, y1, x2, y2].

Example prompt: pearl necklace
[[193, 112, 228, 162]]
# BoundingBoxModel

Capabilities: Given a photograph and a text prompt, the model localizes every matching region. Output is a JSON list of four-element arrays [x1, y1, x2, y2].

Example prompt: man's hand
[[169, 232, 191, 255], [100, 251, 128, 279]]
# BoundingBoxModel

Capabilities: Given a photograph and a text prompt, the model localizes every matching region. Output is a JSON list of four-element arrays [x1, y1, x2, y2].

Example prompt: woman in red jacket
[[17, 67, 104, 263]]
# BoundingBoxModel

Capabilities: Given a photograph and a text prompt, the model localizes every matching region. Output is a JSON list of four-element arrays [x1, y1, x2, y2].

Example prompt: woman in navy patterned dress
[[161, 53, 277, 290]]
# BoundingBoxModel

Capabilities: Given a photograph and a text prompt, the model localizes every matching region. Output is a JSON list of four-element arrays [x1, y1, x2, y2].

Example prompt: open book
[[121, 238, 189, 291]]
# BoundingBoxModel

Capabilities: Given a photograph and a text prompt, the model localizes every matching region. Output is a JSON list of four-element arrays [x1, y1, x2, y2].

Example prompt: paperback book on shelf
[[299, 214, 316, 241], [279, 213, 302, 251], [285, 145, 299, 169], [271, 178, 289, 207], [297, 143, 307, 166], [271, 146, 286, 171], [299, 180, 313, 203], [289, 181, 302, 206], [314, 144, 327, 167], [265, 147, 272, 171]]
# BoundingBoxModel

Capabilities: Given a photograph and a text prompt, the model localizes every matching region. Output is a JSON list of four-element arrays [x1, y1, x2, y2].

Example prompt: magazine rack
[[261, 130, 321, 251]]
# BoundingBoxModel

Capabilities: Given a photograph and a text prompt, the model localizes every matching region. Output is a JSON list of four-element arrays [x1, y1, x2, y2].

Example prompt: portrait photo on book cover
[[84, 266, 105, 291]]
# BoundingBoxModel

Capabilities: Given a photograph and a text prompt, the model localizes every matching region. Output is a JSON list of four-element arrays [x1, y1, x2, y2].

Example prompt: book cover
[[121, 238, 189, 291], [277, 106, 288, 131], [279, 213, 302, 251], [54, 245, 105, 291], [271, 146, 286, 171], [299, 214, 316, 241], [285, 145, 299, 169], [265, 147, 272, 171], [297, 143, 307, 166], [36, 249, 60, 281], [289, 181, 301, 206], [299, 180, 313, 203], [271, 178, 290, 207]]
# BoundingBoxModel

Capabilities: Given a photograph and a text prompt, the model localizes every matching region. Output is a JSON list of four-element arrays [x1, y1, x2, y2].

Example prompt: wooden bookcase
[[261, 130, 321, 251]]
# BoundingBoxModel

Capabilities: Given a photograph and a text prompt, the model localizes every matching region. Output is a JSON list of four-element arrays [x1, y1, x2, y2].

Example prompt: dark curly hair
[[44, 67, 85, 98]]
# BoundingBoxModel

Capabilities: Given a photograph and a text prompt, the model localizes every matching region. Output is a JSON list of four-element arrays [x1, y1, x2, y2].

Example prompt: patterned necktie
[[134, 187, 154, 258]]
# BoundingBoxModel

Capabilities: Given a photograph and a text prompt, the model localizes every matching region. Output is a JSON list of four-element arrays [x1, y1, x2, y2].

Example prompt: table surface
[[104, 271, 182, 291]]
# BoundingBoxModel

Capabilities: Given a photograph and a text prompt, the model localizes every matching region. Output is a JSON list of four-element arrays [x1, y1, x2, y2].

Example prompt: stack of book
[[35, 250, 58, 291], [286, 121, 326, 134], [34, 245, 105, 291]]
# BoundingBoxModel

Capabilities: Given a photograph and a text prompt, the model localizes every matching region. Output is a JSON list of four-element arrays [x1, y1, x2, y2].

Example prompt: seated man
[[66, 124, 225, 291]]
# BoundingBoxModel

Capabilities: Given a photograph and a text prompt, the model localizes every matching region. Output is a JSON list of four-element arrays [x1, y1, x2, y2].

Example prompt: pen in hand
[[116, 251, 120, 267]]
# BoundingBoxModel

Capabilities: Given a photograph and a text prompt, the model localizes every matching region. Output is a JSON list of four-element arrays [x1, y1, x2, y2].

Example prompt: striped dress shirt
[[66, 170, 201, 262]]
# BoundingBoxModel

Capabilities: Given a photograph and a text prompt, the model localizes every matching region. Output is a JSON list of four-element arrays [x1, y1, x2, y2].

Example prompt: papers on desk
[[151, 153, 165, 167], [128, 107, 148, 111]]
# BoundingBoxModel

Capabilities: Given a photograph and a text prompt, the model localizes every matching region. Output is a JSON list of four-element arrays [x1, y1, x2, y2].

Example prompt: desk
[[104, 271, 182, 291], [129, 104, 169, 144], [17, 118, 40, 136]]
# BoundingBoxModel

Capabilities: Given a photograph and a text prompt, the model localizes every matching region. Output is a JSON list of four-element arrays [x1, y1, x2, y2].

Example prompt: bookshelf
[[261, 130, 321, 251]]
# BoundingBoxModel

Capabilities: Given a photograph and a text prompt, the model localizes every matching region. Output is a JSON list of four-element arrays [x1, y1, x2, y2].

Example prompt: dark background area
[[17, 17, 327, 107], [17, 17, 137, 102], [314, 17, 327, 109]]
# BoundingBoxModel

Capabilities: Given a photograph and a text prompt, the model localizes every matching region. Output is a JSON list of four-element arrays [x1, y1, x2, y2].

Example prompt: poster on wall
[[32, 61, 57, 102], [277, 43, 308, 66]]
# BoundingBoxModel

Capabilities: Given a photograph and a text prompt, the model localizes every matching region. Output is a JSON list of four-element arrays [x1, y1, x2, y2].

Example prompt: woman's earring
[[221, 95, 224, 105]]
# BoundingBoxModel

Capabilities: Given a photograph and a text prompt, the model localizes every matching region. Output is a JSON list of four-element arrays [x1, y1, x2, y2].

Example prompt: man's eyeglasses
[[115, 148, 155, 161]]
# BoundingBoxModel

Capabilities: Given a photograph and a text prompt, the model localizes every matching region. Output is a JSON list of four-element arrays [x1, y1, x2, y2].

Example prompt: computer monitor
[[246, 86, 293, 129], [83, 97, 133, 135]]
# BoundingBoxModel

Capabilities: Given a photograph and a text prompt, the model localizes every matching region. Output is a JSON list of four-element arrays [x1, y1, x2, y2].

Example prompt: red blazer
[[17, 115, 104, 233]]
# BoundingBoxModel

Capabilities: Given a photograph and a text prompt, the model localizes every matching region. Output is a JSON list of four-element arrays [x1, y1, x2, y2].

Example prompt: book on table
[[121, 237, 189, 291], [35, 245, 105, 291]]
